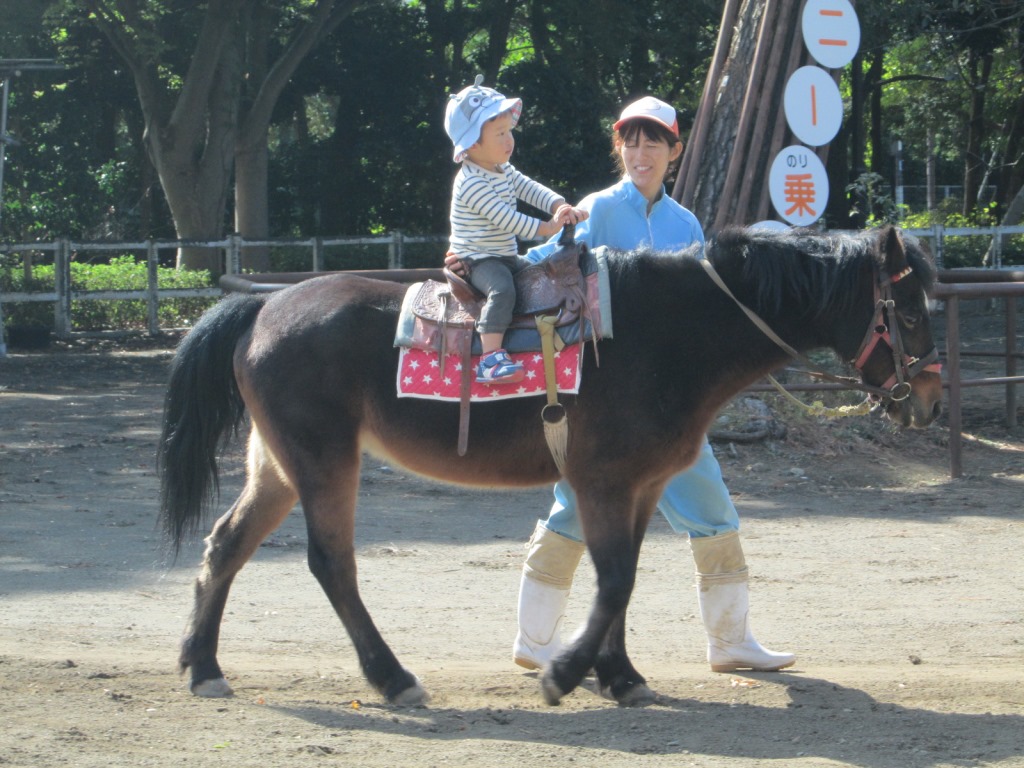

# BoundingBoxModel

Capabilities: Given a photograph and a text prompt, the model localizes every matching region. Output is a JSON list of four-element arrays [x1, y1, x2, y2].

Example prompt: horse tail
[[158, 293, 266, 555]]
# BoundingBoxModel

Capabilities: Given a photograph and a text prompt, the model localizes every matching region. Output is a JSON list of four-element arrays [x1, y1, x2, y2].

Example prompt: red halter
[[850, 265, 941, 401]]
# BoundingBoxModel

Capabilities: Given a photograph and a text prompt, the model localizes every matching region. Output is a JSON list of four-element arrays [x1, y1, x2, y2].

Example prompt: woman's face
[[617, 125, 683, 201]]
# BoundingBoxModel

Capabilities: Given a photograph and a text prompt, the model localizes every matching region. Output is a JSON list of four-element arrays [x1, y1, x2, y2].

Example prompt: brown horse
[[158, 225, 942, 707]]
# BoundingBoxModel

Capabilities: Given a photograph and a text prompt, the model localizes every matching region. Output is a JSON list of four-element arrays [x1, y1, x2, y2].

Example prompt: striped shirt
[[449, 160, 564, 261]]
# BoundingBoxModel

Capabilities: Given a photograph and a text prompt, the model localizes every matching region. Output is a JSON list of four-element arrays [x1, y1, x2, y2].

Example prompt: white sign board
[[769, 146, 829, 227], [784, 66, 843, 147], [802, 0, 860, 69]]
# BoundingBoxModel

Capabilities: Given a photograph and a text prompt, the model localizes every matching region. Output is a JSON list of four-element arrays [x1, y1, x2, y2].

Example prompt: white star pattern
[[396, 346, 581, 402]]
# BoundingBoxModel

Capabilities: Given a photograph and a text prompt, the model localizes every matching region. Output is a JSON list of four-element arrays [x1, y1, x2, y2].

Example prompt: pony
[[158, 225, 942, 707]]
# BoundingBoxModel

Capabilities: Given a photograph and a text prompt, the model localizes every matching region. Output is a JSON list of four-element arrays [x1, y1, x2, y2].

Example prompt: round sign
[[802, 0, 860, 69], [769, 146, 829, 227], [784, 66, 843, 147]]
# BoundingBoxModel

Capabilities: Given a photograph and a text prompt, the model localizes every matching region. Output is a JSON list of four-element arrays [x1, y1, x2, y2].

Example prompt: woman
[[507, 96, 795, 674]]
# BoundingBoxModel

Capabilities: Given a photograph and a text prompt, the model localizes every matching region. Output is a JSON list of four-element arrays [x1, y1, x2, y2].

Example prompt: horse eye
[[900, 311, 920, 329]]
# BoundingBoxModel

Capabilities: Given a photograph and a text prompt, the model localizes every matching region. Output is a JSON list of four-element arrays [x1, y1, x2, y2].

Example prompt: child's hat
[[445, 74, 523, 162], [613, 96, 679, 136]]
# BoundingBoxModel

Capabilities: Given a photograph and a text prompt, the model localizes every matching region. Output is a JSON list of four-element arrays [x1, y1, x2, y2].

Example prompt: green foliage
[[1, 255, 215, 331], [846, 172, 902, 226], [901, 205, 1024, 267], [5, 0, 1023, 248]]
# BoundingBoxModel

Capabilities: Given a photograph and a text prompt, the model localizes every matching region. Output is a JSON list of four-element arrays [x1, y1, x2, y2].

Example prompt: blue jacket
[[525, 179, 704, 262]]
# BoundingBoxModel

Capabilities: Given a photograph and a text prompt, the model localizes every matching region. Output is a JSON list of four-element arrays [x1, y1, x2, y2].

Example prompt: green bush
[[2, 254, 216, 332], [901, 206, 1024, 268]]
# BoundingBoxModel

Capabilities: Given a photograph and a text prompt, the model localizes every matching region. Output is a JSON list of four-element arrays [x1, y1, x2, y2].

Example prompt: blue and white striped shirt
[[449, 160, 563, 261]]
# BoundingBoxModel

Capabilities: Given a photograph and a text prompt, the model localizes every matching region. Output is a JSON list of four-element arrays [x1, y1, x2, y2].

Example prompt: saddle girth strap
[[457, 330, 472, 456], [537, 314, 568, 474]]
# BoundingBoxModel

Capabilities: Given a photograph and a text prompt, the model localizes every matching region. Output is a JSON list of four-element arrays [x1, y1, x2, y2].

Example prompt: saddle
[[404, 226, 598, 457], [411, 230, 592, 339]]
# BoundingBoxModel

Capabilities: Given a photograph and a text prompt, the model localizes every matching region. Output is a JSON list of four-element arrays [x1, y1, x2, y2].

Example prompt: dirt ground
[[1, 305, 1022, 768]]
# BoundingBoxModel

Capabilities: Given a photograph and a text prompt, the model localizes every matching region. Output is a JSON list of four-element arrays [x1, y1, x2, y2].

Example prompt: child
[[444, 75, 587, 384]]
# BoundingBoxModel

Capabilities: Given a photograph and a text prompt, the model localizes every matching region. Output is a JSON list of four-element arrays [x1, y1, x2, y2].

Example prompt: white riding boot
[[691, 531, 796, 673], [512, 521, 586, 670]]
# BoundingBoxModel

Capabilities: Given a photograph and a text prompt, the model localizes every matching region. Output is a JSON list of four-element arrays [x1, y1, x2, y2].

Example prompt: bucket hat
[[445, 74, 523, 162]]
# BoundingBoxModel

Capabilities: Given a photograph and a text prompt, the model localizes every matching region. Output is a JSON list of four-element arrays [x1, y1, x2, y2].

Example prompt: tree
[[60, 0, 367, 274], [673, 0, 810, 230], [266, 0, 718, 240]]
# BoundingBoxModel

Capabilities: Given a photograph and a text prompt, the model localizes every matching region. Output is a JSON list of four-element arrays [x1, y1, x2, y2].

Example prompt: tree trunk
[[234, 138, 271, 272], [232, 1, 271, 272], [997, 90, 1024, 213], [86, 0, 360, 276], [848, 51, 867, 228], [984, 181, 1024, 266], [962, 48, 993, 216], [867, 51, 885, 220], [674, 0, 810, 231], [481, 0, 517, 85], [677, 0, 766, 227]]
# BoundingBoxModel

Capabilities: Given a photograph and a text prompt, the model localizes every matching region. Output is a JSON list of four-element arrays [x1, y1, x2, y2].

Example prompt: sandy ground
[[1, 309, 1022, 768]]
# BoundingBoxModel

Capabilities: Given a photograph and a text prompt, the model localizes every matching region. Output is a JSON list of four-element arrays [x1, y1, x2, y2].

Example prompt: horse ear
[[881, 225, 908, 274]]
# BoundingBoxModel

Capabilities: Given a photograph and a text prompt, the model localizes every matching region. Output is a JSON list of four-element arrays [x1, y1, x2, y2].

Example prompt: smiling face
[[614, 119, 683, 203], [465, 111, 516, 171]]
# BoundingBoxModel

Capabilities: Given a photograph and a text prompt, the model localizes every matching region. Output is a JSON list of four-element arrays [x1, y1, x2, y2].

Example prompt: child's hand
[[553, 204, 589, 226], [536, 204, 589, 237]]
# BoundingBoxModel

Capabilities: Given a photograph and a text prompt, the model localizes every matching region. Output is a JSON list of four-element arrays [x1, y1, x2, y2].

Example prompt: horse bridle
[[849, 264, 941, 402], [700, 259, 941, 403]]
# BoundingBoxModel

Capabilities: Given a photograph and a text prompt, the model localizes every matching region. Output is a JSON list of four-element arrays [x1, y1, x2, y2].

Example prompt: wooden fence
[[2, 225, 1023, 342], [0, 232, 448, 341]]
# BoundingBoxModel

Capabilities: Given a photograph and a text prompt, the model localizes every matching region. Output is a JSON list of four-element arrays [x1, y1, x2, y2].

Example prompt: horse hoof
[[602, 682, 655, 707], [191, 677, 234, 698], [540, 674, 567, 706], [389, 677, 430, 707]]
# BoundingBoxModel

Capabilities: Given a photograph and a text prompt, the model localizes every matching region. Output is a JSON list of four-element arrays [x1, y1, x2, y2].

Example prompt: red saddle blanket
[[396, 346, 581, 402]]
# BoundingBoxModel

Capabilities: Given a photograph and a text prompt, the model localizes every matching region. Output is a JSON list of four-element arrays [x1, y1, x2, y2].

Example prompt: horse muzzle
[[880, 369, 943, 428]]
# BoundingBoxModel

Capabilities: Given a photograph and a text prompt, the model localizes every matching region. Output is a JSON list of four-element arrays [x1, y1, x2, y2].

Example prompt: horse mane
[[602, 226, 935, 321], [707, 226, 936, 318]]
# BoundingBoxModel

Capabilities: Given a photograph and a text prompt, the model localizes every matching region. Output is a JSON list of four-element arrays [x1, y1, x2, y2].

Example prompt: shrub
[[901, 206, 1024, 268], [2, 254, 216, 332]]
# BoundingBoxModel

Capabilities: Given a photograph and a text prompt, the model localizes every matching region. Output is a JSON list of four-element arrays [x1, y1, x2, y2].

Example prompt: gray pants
[[468, 255, 531, 335]]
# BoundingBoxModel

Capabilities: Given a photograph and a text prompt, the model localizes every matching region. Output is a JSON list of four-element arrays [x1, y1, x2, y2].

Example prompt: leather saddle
[[410, 226, 591, 337], [404, 226, 596, 456]]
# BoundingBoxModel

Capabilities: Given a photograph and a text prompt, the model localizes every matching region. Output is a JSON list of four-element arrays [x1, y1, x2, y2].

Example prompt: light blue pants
[[542, 437, 739, 542]]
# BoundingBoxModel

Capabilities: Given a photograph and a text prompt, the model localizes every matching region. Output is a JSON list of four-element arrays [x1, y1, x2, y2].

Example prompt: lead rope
[[764, 374, 873, 418], [699, 259, 883, 418]]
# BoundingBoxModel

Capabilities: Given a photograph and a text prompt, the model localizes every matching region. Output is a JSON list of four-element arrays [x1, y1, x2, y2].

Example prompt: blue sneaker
[[476, 349, 525, 384]]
